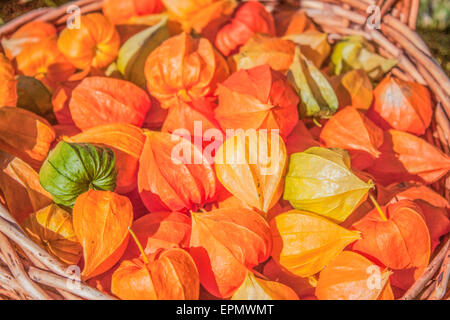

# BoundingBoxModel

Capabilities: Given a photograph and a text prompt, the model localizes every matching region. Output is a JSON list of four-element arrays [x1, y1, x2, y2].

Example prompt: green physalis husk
[[39, 141, 117, 207], [330, 36, 397, 81], [283, 147, 374, 223], [288, 47, 338, 119]]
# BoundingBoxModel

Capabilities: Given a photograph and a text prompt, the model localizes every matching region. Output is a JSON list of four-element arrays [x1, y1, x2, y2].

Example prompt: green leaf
[[16, 75, 56, 124], [283, 147, 373, 222], [39, 141, 117, 207], [117, 17, 170, 88], [330, 36, 397, 80], [287, 47, 338, 119]]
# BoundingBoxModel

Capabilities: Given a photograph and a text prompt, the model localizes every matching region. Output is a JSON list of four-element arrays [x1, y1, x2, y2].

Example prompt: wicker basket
[[0, 0, 448, 300]]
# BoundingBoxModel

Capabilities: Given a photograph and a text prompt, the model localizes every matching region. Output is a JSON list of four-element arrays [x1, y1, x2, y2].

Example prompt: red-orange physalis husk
[[103, 0, 164, 25], [189, 207, 272, 298], [145, 32, 229, 110], [111, 248, 200, 300], [215, 1, 275, 56], [368, 130, 450, 186], [69, 77, 151, 131], [367, 76, 432, 135], [316, 251, 394, 300], [351, 200, 431, 291], [215, 64, 299, 140], [320, 106, 384, 170], [138, 131, 217, 212]]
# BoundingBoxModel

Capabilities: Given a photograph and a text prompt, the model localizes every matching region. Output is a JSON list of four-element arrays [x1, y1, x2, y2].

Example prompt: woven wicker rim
[[0, 0, 448, 300]]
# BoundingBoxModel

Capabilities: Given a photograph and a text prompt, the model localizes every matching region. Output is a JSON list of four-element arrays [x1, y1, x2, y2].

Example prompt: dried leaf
[[215, 130, 287, 214], [73, 190, 133, 280], [284, 147, 373, 222], [22, 204, 82, 265], [270, 210, 361, 277], [189, 208, 272, 298], [16, 76, 56, 124], [288, 47, 338, 119], [0, 151, 52, 223], [0, 107, 55, 169]]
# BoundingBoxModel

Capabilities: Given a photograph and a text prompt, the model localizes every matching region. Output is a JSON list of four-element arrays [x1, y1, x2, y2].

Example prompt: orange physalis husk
[[22, 204, 82, 265], [273, 10, 316, 37], [215, 130, 288, 214], [52, 125, 81, 145], [215, 64, 299, 140], [270, 210, 361, 277], [69, 77, 151, 131], [161, 98, 223, 142], [0, 151, 53, 224], [263, 258, 315, 299], [351, 199, 431, 291], [73, 190, 133, 280], [0, 53, 17, 107], [232, 34, 296, 73], [111, 247, 200, 300], [189, 208, 272, 298], [138, 131, 217, 212], [68, 123, 146, 194], [0, 107, 56, 169], [52, 81, 80, 125], [377, 182, 450, 209], [377, 182, 450, 252], [1, 21, 57, 60], [329, 69, 373, 110], [367, 76, 432, 135], [163, 0, 237, 34], [102, 0, 164, 25], [320, 106, 384, 170], [231, 271, 299, 300], [125, 212, 191, 258], [215, 1, 275, 56], [285, 120, 320, 156], [15, 37, 75, 89], [145, 32, 229, 109], [368, 130, 450, 186], [57, 13, 120, 70], [316, 251, 394, 300], [142, 95, 168, 130]]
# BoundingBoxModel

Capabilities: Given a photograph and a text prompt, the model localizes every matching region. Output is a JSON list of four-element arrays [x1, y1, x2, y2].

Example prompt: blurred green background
[[0, 0, 449, 75]]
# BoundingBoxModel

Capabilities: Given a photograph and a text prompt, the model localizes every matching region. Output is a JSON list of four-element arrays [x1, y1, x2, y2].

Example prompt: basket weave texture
[[0, 0, 448, 300]]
